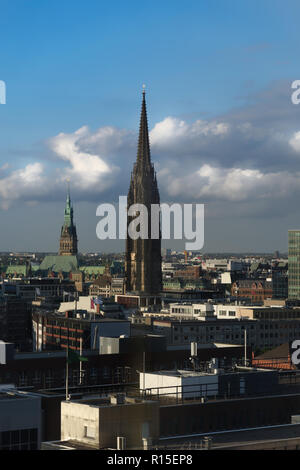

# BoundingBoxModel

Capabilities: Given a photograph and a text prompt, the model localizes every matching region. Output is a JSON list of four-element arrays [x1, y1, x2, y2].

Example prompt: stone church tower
[[59, 186, 78, 256], [125, 89, 162, 294]]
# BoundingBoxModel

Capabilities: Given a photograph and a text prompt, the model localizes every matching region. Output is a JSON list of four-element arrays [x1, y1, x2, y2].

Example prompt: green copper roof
[[6, 265, 27, 275], [80, 265, 106, 275], [39, 255, 78, 273], [31, 264, 41, 272], [63, 186, 74, 228], [250, 262, 260, 272], [184, 280, 207, 290], [163, 279, 182, 288]]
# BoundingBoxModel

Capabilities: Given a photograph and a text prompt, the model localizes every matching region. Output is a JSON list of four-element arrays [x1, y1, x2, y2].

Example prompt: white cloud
[[289, 131, 300, 152], [0, 124, 134, 209], [150, 117, 229, 151], [48, 126, 115, 189], [78, 125, 134, 156], [0, 162, 45, 209], [163, 163, 300, 202]]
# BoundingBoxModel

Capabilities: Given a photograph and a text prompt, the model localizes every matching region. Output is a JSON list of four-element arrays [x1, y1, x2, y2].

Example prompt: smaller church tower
[[59, 184, 78, 256]]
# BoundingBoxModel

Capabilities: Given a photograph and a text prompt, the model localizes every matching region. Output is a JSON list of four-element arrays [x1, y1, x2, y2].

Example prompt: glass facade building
[[288, 230, 300, 299]]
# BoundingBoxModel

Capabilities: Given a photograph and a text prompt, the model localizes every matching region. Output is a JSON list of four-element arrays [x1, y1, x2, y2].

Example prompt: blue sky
[[1, 0, 300, 252]]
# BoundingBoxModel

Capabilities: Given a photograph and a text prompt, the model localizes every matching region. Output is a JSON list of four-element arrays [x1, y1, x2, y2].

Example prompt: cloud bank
[[1, 80, 300, 221]]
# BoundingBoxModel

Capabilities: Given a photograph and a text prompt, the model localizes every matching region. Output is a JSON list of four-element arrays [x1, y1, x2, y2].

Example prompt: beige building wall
[[238, 308, 255, 319], [61, 399, 159, 449], [98, 400, 159, 449], [61, 401, 100, 448]]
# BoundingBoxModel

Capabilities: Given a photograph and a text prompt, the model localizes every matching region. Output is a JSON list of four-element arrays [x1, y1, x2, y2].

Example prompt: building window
[[84, 426, 96, 440]]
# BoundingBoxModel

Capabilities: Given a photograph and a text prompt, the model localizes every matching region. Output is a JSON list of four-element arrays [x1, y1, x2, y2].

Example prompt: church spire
[[136, 85, 151, 168], [66, 179, 70, 205], [125, 88, 162, 294], [64, 181, 73, 228]]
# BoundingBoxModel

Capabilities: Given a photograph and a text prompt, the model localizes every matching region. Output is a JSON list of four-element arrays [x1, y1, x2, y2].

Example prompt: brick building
[[231, 279, 273, 303], [32, 309, 130, 352]]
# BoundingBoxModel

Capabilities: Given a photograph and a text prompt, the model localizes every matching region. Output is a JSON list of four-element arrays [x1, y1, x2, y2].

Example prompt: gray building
[[149, 316, 300, 352], [0, 384, 42, 450]]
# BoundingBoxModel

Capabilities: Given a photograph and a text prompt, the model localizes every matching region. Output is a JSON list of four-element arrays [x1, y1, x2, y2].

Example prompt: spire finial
[[66, 177, 70, 198], [136, 85, 151, 167]]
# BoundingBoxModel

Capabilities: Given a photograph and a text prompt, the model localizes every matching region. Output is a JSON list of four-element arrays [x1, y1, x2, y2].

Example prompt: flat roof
[[63, 396, 152, 407], [166, 343, 243, 351], [141, 367, 273, 378], [142, 370, 218, 378], [15, 349, 98, 360], [0, 390, 34, 400], [152, 317, 256, 323], [35, 310, 129, 322], [159, 423, 300, 449]]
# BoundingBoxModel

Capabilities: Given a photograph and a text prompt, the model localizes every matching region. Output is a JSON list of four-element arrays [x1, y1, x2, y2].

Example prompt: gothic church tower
[[125, 89, 162, 294]]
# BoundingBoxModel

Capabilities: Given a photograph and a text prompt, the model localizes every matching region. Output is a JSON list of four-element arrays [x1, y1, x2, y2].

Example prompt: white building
[[58, 395, 159, 450], [169, 302, 216, 320], [58, 295, 97, 313], [221, 272, 232, 284], [202, 259, 245, 272], [202, 259, 228, 271], [215, 304, 269, 319], [140, 370, 219, 399]]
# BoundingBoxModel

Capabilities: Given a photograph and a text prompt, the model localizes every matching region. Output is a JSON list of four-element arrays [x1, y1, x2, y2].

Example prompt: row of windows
[[45, 328, 82, 338], [219, 311, 236, 316], [0, 428, 38, 450]]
